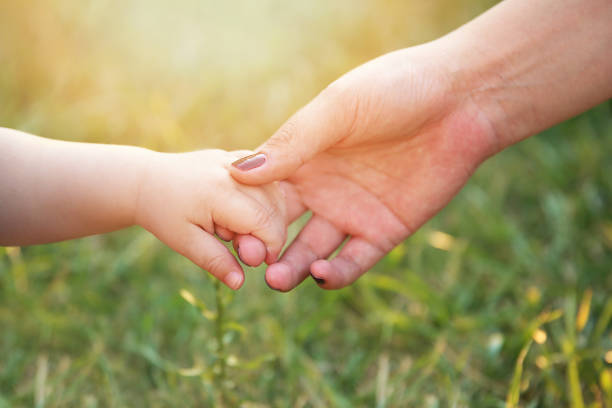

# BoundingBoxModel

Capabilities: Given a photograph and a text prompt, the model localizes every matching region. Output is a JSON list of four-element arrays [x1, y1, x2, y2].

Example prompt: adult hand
[[231, 0, 612, 291], [231, 44, 497, 291]]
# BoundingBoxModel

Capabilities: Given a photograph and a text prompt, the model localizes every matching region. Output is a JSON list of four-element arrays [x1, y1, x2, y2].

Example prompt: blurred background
[[1, 0, 611, 406]]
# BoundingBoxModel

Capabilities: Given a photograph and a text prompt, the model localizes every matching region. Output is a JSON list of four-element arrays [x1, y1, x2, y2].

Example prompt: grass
[[1, 103, 611, 407], [1, 1, 612, 406]]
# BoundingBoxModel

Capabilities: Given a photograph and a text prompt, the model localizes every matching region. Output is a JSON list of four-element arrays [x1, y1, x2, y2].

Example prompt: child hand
[[134, 149, 287, 290]]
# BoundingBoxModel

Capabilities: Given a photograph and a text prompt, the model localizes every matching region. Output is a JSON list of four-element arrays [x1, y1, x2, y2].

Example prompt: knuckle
[[253, 203, 278, 230], [268, 120, 299, 149], [203, 252, 229, 277], [267, 120, 307, 169]]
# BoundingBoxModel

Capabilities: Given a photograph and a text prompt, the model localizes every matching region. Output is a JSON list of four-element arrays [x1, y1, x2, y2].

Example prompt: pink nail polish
[[232, 153, 266, 171]]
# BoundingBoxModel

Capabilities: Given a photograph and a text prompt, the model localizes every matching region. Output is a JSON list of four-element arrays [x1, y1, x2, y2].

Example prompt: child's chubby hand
[[133, 149, 287, 290]]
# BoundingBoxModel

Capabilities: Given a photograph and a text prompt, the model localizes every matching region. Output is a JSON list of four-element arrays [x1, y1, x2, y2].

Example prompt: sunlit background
[[0, 0, 494, 151], [2, 1, 612, 407]]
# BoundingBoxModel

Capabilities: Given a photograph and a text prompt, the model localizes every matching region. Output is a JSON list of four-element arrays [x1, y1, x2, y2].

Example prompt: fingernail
[[310, 273, 325, 285], [232, 153, 266, 171], [266, 246, 278, 263], [225, 271, 243, 290]]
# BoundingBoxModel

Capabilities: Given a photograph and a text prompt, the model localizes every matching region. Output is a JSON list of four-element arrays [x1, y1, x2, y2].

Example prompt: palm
[[292, 139, 469, 250], [278, 106, 490, 290]]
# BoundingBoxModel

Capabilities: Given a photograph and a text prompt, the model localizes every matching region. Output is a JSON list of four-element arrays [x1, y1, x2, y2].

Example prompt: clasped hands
[[0, 44, 494, 294], [205, 0, 612, 292], [6, 0, 607, 292], [165, 46, 498, 292]]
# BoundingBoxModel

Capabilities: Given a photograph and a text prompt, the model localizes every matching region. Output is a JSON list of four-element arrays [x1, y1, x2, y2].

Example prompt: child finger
[[233, 234, 266, 267], [215, 225, 235, 241], [212, 193, 287, 264], [179, 224, 245, 290]]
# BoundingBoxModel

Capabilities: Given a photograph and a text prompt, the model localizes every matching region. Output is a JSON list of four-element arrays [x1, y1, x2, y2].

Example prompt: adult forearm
[[0, 128, 150, 245], [443, 0, 612, 151]]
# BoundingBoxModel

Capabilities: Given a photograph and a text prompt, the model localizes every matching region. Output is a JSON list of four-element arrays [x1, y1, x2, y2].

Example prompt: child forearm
[[0, 127, 149, 245]]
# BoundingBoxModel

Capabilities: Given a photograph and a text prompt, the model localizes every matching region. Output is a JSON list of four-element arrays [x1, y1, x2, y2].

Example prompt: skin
[[0, 128, 287, 290], [230, 0, 612, 291]]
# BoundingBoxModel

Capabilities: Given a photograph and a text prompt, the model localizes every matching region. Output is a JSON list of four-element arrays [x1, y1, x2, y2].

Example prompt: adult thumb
[[230, 87, 352, 185]]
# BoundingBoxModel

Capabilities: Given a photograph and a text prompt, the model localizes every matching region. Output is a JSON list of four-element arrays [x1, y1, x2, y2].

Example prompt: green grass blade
[[506, 339, 533, 408]]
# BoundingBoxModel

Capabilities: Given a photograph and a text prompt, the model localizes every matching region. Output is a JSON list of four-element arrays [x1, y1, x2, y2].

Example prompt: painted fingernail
[[232, 153, 266, 171], [225, 271, 243, 290], [310, 273, 326, 285]]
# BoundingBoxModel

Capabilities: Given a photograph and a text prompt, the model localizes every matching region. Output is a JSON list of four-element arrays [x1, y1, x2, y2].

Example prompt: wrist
[[130, 147, 160, 230], [436, 0, 612, 154], [426, 32, 515, 158], [410, 39, 503, 163], [443, 38, 530, 154]]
